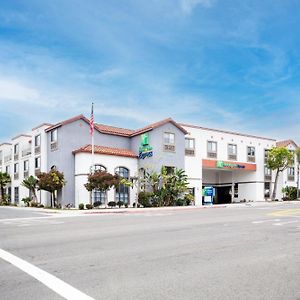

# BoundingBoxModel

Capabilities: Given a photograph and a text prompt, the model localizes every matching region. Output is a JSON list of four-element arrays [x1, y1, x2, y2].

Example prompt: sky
[[0, 0, 300, 143]]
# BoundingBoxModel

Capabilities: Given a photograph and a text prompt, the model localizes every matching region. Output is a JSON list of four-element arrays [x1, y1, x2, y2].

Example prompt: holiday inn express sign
[[139, 133, 153, 159], [202, 159, 257, 171], [216, 161, 245, 169]]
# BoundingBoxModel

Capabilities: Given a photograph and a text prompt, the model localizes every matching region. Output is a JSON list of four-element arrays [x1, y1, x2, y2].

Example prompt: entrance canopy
[[202, 159, 256, 171]]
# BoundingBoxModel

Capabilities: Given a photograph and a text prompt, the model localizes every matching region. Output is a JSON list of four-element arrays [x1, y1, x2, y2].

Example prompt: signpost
[[203, 186, 214, 205]]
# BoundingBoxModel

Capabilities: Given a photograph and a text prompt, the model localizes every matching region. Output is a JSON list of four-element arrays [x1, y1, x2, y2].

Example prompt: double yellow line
[[269, 208, 300, 217]]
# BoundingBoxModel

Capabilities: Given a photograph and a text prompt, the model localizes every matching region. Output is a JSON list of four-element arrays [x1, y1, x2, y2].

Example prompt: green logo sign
[[139, 133, 153, 159], [216, 161, 245, 169]]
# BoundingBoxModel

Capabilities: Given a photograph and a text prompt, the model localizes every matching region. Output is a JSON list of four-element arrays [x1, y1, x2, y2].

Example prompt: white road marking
[[272, 220, 299, 226], [252, 219, 281, 224], [0, 248, 95, 300]]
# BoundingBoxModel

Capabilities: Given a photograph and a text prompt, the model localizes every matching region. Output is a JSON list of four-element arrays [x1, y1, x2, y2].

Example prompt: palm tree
[[0, 172, 11, 201], [296, 148, 300, 199], [22, 176, 38, 203]]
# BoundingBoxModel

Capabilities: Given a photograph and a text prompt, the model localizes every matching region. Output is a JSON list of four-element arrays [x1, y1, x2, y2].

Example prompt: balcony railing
[[164, 144, 175, 152], [0, 159, 2, 165], [288, 175, 295, 181], [14, 154, 19, 161], [185, 149, 195, 156], [247, 156, 255, 163], [207, 152, 217, 159], [14, 173, 19, 180], [50, 142, 58, 151], [24, 171, 29, 178], [4, 155, 12, 163], [35, 146, 41, 155], [35, 168, 41, 176], [264, 174, 272, 181], [22, 148, 32, 157], [228, 154, 237, 161]]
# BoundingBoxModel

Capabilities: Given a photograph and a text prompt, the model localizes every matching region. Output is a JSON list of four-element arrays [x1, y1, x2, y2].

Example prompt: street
[[0, 203, 300, 300]]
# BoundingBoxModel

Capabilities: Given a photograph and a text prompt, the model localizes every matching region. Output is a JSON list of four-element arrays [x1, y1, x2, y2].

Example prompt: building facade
[[0, 115, 298, 207]]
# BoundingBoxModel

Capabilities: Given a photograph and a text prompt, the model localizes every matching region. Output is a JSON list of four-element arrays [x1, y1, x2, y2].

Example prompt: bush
[[282, 186, 298, 200], [38, 204, 44, 208], [93, 201, 101, 208], [22, 197, 31, 207], [176, 199, 185, 206], [108, 201, 116, 208], [30, 201, 38, 207], [117, 200, 124, 208], [138, 192, 153, 208], [79, 203, 84, 210], [85, 204, 93, 209], [0, 200, 9, 206], [184, 193, 194, 206]]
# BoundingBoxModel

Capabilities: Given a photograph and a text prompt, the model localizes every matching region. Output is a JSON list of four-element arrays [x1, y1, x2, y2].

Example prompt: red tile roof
[[45, 114, 90, 132], [276, 139, 299, 148], [95, 124, 134, 137], [32, 123, 53, 131], [131, 118, 188, 136], [73, 144, 137, 158]]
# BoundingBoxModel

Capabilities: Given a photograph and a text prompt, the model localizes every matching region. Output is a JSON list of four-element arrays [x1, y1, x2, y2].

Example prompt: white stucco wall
[[74, 152, 138, 208]]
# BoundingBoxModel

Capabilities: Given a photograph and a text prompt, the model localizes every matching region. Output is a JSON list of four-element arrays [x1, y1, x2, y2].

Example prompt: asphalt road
[[0, 203, 300, 300]]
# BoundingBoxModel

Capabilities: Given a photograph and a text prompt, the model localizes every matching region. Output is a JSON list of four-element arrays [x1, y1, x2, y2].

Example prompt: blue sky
[[0, 0, 300, 143]]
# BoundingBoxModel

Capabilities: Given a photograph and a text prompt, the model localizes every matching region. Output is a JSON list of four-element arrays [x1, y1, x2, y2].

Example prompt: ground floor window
[[14, 187, 19, 204], [93, 189, 106, 205], [115, 167, 130, 204], [264, 182, 271, 198], [234, 183, 238, 198]]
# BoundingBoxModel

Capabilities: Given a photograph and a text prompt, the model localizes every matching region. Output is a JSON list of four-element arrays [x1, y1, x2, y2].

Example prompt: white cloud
[[180, 0, 214, 14]]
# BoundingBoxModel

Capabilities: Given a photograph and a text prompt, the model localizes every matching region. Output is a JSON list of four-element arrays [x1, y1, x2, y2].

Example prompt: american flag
[[89, 102, 94, 135]]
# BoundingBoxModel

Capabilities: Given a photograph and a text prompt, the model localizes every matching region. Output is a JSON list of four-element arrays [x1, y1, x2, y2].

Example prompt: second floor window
[[185, 138, 195, 155], [228, 144, 237, 160], [5, 165, 10, 174], [14, 144, 19, 155], [264, 149, 270, 163], [35, 135, 41, 147], [207, 141, 217, 158], [14, 163, 19, 174], [247, 146, 255, 162], [50, 129, 57, 143], [24, 160, 29, 172], [265, 167, 271, 176], [35, 157, 41, 169], [164, 132, 175, 152], [288, 167, 295, 179]]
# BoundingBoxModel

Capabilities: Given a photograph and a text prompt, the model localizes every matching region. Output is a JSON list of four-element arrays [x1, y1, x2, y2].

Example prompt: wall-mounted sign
[[217, 161, 245, 169], [139, 133, 153, 159]]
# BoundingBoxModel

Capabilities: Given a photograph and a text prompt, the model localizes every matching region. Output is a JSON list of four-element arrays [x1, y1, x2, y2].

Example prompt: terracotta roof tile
[[45, 114, 89, 132], [95, 124, 134, 136], [276, 139, 299, 148], [73, 144, 137, 158]]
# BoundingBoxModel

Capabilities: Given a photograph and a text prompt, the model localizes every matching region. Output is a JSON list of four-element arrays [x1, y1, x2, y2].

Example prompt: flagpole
[[91, 102, 95, 171]]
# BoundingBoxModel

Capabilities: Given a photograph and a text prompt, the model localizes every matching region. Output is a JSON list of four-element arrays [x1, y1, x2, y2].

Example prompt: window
[[35, 135, 41, 147], [24, 160, 29, 177], [93, 189, 106, 205], [92, 164, 106, 172], [5, 165, 10, 174], [247, 146, 255, 162], [288, 167, 295, 181], [14, 144, 19, 154], [185, 138, 195, 155], [164, 132, 175, 152], [35, 157, 41, 169], [265, 167, 271, 176], [50, 129, 58, 151], [264, 182, 271, 198], [207, 141, 217, 158], [289, 150, 295, 165], [228, 144, 237, 160], [115, 167, 129, 204], [14, 187, 19, 204], [264, 149, 270, 163], [14, 163, 19, 174]]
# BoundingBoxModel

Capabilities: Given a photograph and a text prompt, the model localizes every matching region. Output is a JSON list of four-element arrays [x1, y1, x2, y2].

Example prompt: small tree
[[296, 148, 300, 199], [21, 176, 38, 203], [266, 147, 294, 200], [0, 172, 11, 202], [37, 170, 66, 207], [84, 170, 120, 205]]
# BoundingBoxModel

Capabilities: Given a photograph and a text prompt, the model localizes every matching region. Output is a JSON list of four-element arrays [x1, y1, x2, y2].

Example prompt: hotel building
[[0, 115, 298, 207]]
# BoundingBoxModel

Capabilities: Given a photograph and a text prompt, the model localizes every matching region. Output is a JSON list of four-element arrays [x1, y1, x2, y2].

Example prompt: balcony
[[288, 175, 295, 181], [0, 159, 2, 165], [50, 142, 58, 151], [24, 171, 29, 178], [22, 148, 32, 157], [14, 173, 19, 180], [207, 152, 217, 159], [4, 155, 12, 163], [264, 174, 272, 181], [247, 156, 255, 163], [164, 144, 175, 152], [35, 168, 41, 176], [185, 149, 195, 156], [14, 154, 19, 161], [228, 154, 237, 161]]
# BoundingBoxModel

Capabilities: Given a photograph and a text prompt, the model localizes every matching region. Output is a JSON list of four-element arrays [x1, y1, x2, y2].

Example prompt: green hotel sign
[[139, 133, 153, 159], [217, 161, 245, 169]]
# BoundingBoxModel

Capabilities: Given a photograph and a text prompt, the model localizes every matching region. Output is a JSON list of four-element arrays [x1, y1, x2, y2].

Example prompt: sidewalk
[[3, 200, 300, 216]]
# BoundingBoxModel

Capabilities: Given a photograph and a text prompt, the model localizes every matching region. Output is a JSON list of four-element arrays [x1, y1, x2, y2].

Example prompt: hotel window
[[50, 129, 58, 151], [35, 134, 41, 154], [14, 144, 19, 160], [14, 187, 19, 204], [5, 165, 10, 174], [93, 189, 106, 205], [14, 163, 19, 180], [288, 167, 295, 181], [228, 144, 237, 160], [264, 149, 270, 163], [264, 167, 272, 181], [185, 138, 195, 156], [115, 167, 129, 204], [289, 150, 295, 165], [91, 164, 106, 173], [247, 146, 255, 162], [207, 141, 217, 158], [164, 132, 175, 152], [24, 160, 29, 178], [35, 157, 41, 169]]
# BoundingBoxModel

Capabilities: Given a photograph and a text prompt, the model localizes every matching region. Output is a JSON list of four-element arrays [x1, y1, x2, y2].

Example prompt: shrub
[[38, 204, 44, 208], [79, 203, 84, 210], [108, 201, 116, 208], [0, 200, 9, 206], [117, 200, 124, 208], [93, 201, 101, 208], [138, 192, 153, 208], [184, 193, 194, 206], [176, 199, 185, 206], [282, 186, 297, 200], [30, 201, 38, 207], [85, 204, 93, 209], [22, 197, 31, 207]]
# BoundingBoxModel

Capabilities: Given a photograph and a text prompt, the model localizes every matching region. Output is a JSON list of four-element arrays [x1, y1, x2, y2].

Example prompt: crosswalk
[[0, 217, 65, 227]]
